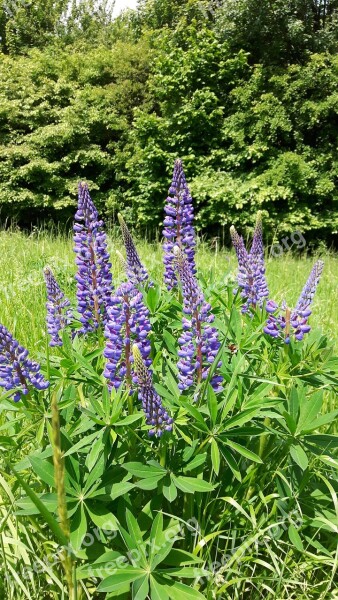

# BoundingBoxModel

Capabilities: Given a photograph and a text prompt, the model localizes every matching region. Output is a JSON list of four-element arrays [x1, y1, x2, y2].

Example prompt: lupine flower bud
[[43, 267, 73, 347], [0, 324, 49, 401], [132, 344, 173, 437], [118, 213, 149, 285], [174, 246, 222, 392], [73, 182, 113, 333], [103, 281, 151, 390], [163, 159, 196, 289], [230, 212, 269, 312], [264, 260, 324, 343]]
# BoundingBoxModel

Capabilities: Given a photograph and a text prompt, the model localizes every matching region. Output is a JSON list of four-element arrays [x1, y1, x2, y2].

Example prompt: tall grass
[[1, 229, 336, 352]]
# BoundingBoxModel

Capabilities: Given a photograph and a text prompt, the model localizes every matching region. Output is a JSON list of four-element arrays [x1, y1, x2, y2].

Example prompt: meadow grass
[[0, 228, 336, 354]]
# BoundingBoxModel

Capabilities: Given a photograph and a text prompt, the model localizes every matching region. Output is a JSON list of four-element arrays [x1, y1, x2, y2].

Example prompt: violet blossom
[[174, 246, 222, 392], [118, 213, 149, 285], [0, 324, 49, 401], [43, 267, 73, 346], [103, 281, 151, 390], [264, 260, 324, 343], [163, 159, 196, 289], [132, 344, 173, 437], [230, 212, 269, 312], [73, 182, 113, 333]]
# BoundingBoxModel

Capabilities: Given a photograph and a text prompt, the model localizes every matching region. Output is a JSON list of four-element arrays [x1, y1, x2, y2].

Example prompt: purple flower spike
[[230, 212, 269, 313], [43, 267, 73, 347], [0, 324, 49, 401], [73, 183, 113, 333], [264, 260, 324, 343], [132, 344, 173, 437], [163, 159, 196, 290], [104, 281, 151, 390], [118, 213, 149, 285], [174, 246, 222, 393]]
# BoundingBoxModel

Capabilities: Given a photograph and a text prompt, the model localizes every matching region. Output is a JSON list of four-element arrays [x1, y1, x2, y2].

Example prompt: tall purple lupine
[[118, 213, 149, 285], [264, 260, 324, 343], [43, 267, 73, 347], [0, 324, 49, 401], [163, 159, 196, 289], [230, 212, 269, 313], [73, 183, 113, 333], [174, 246, 223, 392], [103, 281, 151, 390], [132, 344, 173, 437]]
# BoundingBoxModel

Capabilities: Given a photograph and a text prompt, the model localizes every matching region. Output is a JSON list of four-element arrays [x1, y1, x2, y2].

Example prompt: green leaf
[[207, 385, 218, 425], [223, 440, 263, 464], [164, 580, 206, 599], [29, 456, 55, 487], [183, 453, 207, 473], [150, 575, 170, 600], [210, 439, 220, 476], [122, 462, 166, 479], [164, 549, 204, 566], [172, 476, 214, 494], [70, 504, 87, 552], [288, 524, 304, 551], [220, 447, 242, 482], [133, 575, 149, 600], [86, 502, 119, 531], [289, 444, 308, 470], [97, 569, 145, 592], [162, 477, 178, 503]]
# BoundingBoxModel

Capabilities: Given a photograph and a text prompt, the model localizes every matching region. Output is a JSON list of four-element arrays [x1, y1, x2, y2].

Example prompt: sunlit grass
[[1, 228, 336, 353]]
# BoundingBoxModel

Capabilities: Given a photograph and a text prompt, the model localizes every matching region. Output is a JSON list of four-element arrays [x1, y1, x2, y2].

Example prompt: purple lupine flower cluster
[[0, 324, 49, 401], [43, 267, 73, 347], [103, 281, 151, 389], [132, 344, 173, 437], [118, 213, 149, 285], [264, 260, 324, 343], [74, 183, 113, 333], [163, 159, 196, 290], [230, 212, 269, 313], [174, 246, 223, 393]]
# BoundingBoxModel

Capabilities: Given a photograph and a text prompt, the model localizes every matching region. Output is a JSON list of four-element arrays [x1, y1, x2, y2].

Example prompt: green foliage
[[0, 0, 338, 241]]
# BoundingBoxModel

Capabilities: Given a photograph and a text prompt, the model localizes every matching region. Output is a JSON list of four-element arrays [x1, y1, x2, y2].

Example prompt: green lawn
[[1, 229, 336, 353]]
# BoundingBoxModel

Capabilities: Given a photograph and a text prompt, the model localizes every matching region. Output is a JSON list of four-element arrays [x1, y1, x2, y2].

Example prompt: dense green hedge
[[0, 0, 337, 243]]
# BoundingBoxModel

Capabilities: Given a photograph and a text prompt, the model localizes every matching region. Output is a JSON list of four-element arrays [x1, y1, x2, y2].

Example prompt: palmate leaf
[[221, 439, 263, 464]]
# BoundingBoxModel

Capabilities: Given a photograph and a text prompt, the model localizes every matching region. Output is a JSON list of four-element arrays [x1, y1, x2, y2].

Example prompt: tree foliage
[[0, 0, 337, 242]]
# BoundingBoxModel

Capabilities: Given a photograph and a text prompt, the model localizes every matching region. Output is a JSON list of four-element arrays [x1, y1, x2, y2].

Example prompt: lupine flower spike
[[0, 324, 49, 401], [163, 159, 196, 289], [104, 282, 151, 390], [118, 213, 149, 285], [132, 344, 173, 437], [174, 246, 223, 392], [73, 182, 113, 333], [230, 212, 269, 312], [43, 267, 73, 347], [264, 260, 324, 343]]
